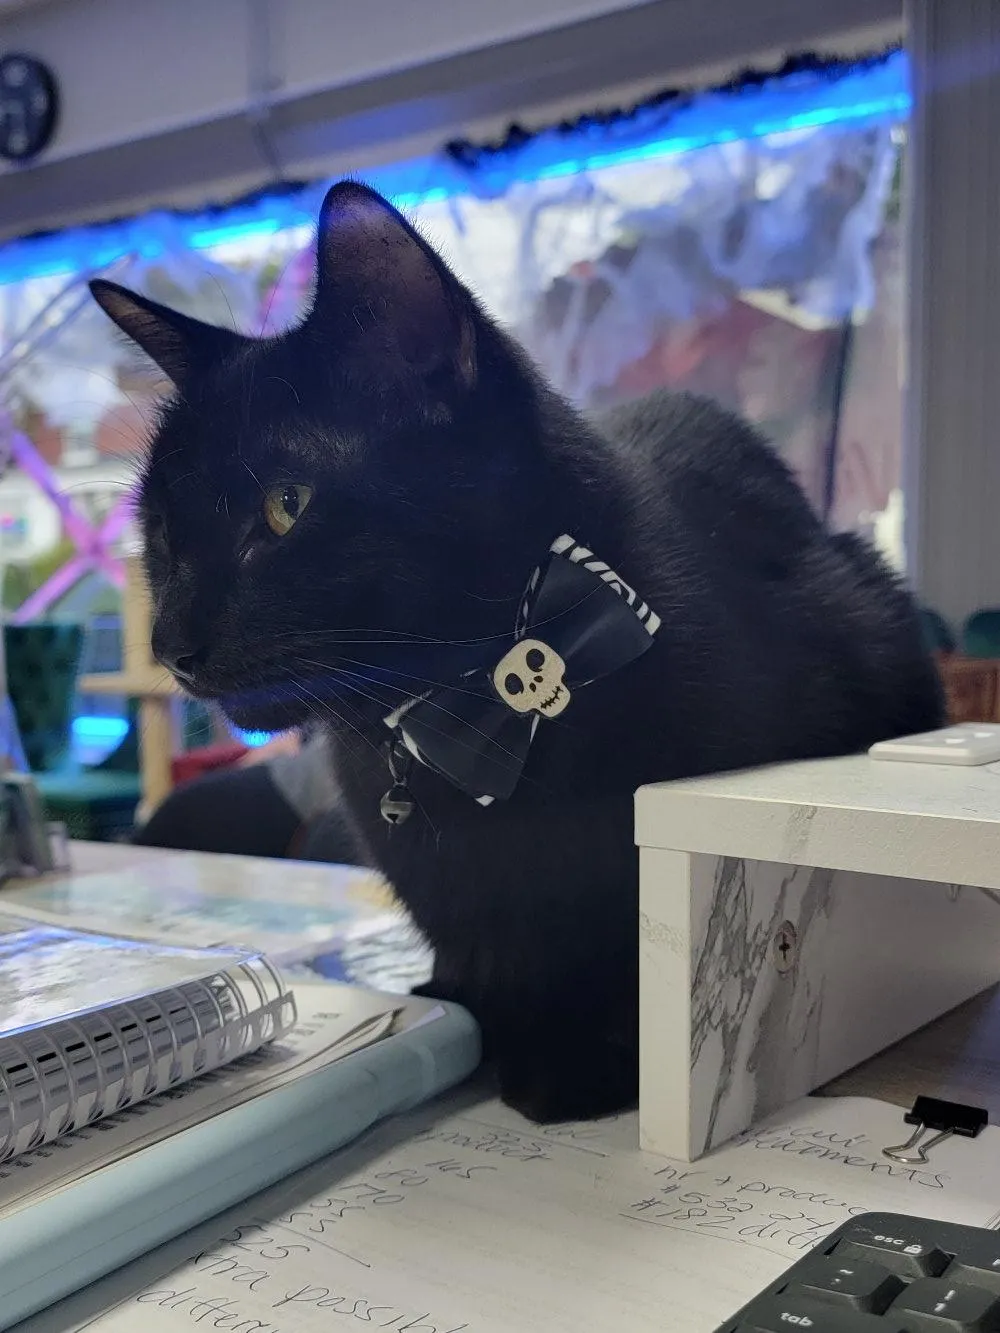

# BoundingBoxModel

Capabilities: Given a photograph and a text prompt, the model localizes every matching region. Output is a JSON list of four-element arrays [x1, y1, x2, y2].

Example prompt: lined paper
[[33, 1092, 1000, 1333]]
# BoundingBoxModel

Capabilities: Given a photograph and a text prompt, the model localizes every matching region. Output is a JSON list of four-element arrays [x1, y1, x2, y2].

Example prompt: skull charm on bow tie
[[492, 638, 571, 718]]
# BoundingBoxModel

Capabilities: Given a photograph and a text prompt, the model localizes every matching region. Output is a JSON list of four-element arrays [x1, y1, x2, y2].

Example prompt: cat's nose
[[169, 651, 203, 684], [151, 626, 206, 684]]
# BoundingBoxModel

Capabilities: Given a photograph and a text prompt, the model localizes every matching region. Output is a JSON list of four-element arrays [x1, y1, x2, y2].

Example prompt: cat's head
[[91, 182, 602, 734]]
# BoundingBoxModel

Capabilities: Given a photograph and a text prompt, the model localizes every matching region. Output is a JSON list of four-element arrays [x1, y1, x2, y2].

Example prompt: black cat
[[91, 180, 942, 1122]]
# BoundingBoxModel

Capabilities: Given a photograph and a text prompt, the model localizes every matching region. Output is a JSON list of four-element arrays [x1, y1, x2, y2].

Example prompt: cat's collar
[[378, 535, 660, 823]]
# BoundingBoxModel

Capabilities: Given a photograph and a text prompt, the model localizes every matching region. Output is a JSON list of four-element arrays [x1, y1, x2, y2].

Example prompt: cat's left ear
[[312, 181, 476, 391], [89, 279, 243, 388]]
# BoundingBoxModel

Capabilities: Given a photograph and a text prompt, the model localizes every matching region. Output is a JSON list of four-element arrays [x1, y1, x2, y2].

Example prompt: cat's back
[[592, 388, 943, 745], [593, 388, 828, 590], [594, 388, 819, 548]]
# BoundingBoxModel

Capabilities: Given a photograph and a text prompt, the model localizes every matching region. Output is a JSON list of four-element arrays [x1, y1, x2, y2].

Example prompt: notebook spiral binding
[[0, 955, 294, 1162]]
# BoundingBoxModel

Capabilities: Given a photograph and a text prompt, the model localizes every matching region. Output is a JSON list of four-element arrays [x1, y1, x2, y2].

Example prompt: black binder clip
[[883, 1095, 988, 1165]]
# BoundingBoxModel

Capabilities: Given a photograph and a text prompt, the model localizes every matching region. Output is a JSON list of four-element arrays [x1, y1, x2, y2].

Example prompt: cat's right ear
[[311, 181, 476, 392], [89, 280, 241, 388]]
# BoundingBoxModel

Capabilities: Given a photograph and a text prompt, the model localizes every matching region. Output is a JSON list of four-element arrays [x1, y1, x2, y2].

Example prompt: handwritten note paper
[[31, 1094, 1000, 1333]]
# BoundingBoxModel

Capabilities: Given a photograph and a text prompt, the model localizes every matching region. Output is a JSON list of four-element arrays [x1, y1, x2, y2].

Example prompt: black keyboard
[[715, 1212, 1000, 1331]]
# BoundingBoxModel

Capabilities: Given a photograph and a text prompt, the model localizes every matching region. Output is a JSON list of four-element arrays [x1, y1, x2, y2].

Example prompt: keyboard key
[[833, 1222, 951, 1278], [735, 1294, 907, 1331], [945, 1234, 1000, 1292], [889, 1277, 1000, 1330], [784, 1256, 905, 1313], [715, 1215, 1000, 1332]]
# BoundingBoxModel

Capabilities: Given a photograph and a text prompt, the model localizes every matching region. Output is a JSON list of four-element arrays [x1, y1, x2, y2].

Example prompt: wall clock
[[0, 53, 58, 162]]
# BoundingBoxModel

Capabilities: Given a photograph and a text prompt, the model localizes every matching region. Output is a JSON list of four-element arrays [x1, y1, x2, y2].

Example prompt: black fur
[[91, 181, 943, 1122]]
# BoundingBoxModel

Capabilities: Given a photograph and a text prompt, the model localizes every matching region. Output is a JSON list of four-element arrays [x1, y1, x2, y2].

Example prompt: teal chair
[[919, 607, 956, 656], [5, 622, 141, 842], [4, 623, 83, 772], [963, 610, 1000, 659], [35, 704, 142, 842]]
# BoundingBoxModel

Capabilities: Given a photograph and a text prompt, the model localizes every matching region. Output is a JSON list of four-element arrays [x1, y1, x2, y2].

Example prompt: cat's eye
[[263, 483, 313, 536]]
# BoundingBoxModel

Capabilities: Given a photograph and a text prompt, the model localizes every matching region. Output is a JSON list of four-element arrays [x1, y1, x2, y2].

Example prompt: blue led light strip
[[0, 51, 909, 286]]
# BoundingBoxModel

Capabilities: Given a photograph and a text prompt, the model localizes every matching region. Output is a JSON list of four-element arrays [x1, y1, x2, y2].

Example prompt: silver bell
[[380, 785, 414, 826]]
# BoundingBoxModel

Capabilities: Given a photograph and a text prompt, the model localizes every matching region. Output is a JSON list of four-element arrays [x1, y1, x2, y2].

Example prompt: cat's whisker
[[298, 655, 422, 697], [338, 669, 554, 799], [278, 626, 499, 647], [240, 457, 266, 496], [257, 253, 299, 337], [297, 679, 441, 841], [324, 654, 491, 703], [262, 375, 301, 406], [320, 671, 399, 718], [292, 679, 383, 765], [326, 666, 536, 781], [327, 652, 580, 737], [294, 640, 581, 752], [298, 658, 400, 705], [272, 589, 608, 651], [304, 655, 558, 734], [461, 589, 520, 604], [166, 470, 200, 492], [144, 447, 183, 478], [208, 275, 239, 334]]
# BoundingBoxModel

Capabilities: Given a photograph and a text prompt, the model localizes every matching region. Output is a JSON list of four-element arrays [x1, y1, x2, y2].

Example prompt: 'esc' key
[[832, 1224, 950, 1279]]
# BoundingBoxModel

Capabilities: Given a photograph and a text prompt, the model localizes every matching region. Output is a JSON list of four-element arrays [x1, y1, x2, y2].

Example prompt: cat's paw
[[496, 1044, 637, 1124]]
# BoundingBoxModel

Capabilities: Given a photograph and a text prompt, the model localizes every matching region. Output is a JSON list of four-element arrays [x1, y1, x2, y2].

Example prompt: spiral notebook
[[0, 910, 295, 1163], [0, 981, 480, 1330]]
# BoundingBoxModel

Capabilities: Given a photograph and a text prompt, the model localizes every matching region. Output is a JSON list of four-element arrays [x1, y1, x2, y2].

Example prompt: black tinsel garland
[[444, 47, 901, 173]]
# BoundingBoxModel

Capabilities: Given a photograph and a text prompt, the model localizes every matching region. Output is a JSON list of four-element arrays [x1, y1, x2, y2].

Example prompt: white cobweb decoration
[[406, 122, 897, 407]]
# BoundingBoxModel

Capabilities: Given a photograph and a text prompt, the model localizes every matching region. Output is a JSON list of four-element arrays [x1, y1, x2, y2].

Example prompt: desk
[[17, 823, 1000, 1155], [56, 839, 174, 876], [52, 840, 1000, 1103], [10, 838, 1000, 1333], [3, 839, 425, 992], [636, 754, 1000, 1161]]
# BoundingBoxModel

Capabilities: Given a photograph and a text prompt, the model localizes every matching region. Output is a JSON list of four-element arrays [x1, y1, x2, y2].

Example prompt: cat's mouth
[[176, 648, 458, 735], [219, 691, 312, 733], [211, 668, 391, 734], [214, 677, 344, 733], [177, 671, 342, 734]]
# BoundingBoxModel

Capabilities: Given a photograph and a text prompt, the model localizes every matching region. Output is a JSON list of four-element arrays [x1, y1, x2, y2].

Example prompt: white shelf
[[636, 753, 1000, 892]]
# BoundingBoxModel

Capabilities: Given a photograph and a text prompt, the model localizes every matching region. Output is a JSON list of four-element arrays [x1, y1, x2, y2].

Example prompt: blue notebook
[[0, 982, 479, 1330]]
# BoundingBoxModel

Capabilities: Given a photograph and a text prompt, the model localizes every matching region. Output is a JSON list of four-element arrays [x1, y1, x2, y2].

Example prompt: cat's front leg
[[388, 789, 641, 1121], [494, 1022, 638, 1123]]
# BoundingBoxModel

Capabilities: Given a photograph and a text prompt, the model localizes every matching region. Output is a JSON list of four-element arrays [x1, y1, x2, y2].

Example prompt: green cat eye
[[263, 483, 313, 536]]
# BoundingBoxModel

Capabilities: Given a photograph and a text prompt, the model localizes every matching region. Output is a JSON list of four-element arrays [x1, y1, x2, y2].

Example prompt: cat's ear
[[312, 181, 476, 390], [89, 279, 242, 388]]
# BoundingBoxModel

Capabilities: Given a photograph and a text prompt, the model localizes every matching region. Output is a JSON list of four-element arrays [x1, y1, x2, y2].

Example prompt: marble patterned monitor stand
[[635, 752, 1000, 1162]]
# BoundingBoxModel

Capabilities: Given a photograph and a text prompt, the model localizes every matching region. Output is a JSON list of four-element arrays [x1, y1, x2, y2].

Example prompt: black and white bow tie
[[378, 535, 660, 821]]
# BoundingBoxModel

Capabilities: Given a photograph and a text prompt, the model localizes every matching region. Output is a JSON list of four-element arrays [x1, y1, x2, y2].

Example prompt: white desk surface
[[21, 842, 1000, 1123], [636, 753, 1000, 890], [11, 845, 1000, 1333], [41, 837, 1000, 1119]]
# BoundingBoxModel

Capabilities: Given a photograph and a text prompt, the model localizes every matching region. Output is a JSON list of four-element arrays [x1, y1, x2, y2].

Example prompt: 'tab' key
[[734, 1293, 907, 1331]]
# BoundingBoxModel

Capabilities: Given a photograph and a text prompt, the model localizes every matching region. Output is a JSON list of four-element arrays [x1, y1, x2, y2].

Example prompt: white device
[[869, 723, 1000, 766]]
